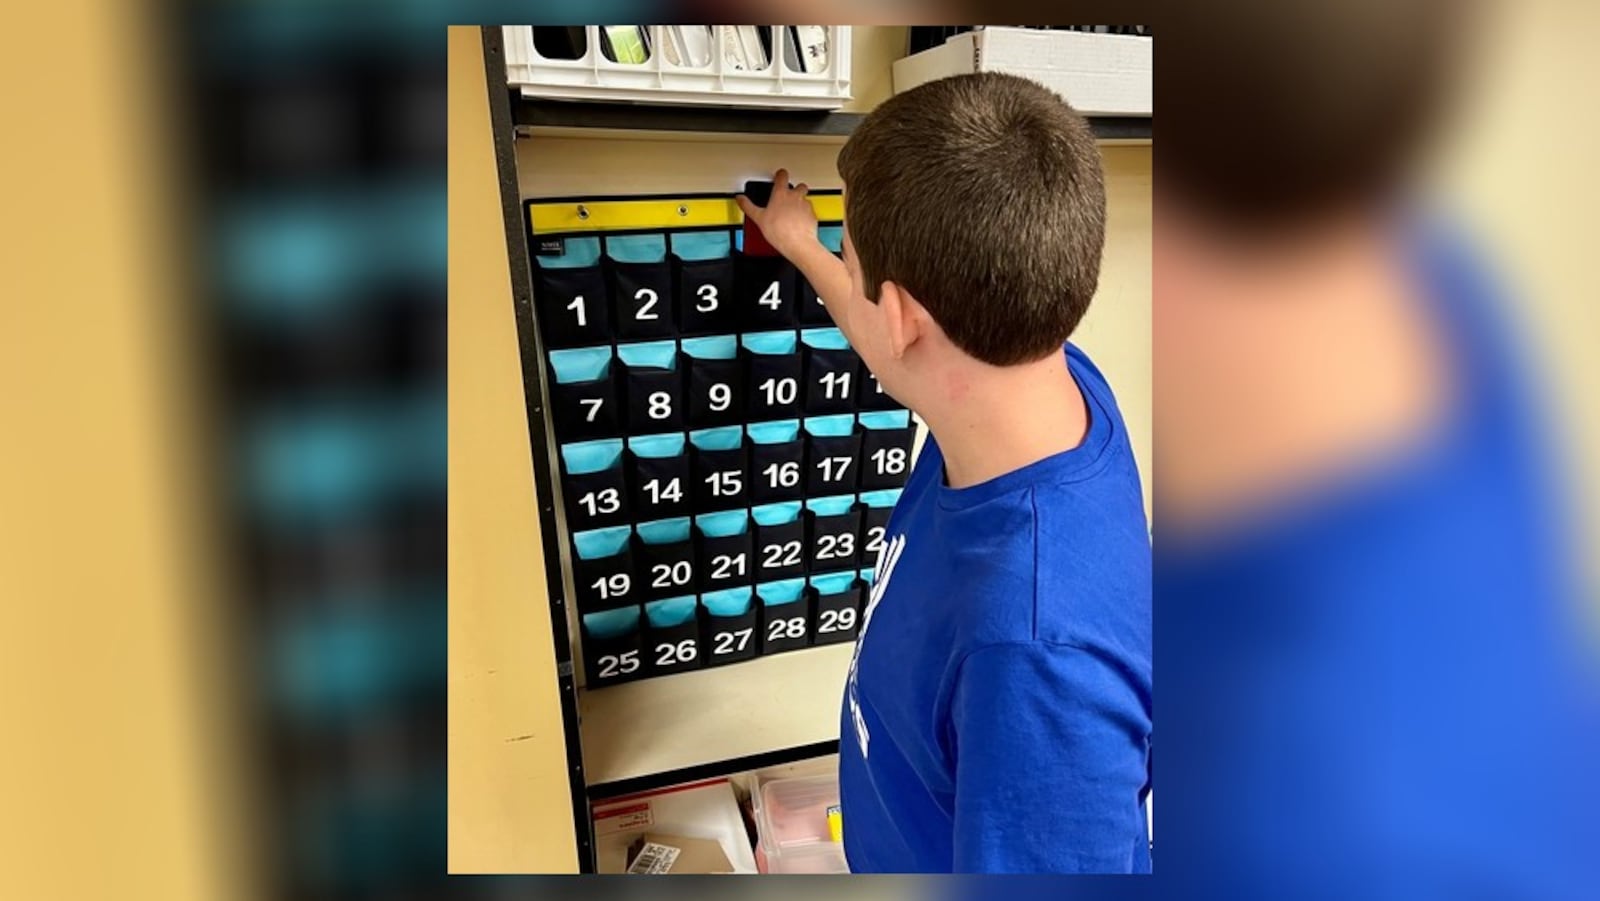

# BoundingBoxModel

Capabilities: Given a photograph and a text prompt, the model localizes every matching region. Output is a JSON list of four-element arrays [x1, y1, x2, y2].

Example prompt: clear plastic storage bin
[[503, 26, 852, 110], [752, 773, 849, 874]]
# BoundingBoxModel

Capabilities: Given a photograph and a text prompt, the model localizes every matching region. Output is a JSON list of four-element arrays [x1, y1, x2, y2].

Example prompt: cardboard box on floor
[[593, 778, 758, 874], [626, 832, 735, 874]]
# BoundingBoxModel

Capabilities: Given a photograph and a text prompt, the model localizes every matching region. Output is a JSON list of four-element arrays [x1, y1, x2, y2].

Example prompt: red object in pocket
[[741, 179, 781, 257]]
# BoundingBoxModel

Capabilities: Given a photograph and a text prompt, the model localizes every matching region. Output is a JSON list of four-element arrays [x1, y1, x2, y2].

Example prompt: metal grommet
[[576, 204, 589, 220], [677, 204, 689, 216]]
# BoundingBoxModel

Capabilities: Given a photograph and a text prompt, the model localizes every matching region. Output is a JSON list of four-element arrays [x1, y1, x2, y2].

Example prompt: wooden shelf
[[578, 642, 854, 796], [513, 97, 1150, 142]]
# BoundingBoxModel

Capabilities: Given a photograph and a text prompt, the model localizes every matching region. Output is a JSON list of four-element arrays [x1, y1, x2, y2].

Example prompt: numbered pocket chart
[[528, 193, 912, 689]]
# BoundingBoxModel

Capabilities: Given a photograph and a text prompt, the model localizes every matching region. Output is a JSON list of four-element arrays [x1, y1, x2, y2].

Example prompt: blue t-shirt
[[838, 344, 1153, 873]]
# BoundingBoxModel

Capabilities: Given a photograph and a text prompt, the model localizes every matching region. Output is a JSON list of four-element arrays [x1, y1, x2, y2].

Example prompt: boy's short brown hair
[[838, 72, 1106, 366]]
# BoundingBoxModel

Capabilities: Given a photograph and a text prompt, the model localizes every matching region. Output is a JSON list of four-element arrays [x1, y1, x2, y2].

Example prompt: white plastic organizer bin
[[503, 26, 852, 109]]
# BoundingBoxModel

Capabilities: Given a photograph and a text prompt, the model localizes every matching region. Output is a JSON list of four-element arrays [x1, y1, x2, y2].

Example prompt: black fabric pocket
[[700, 599, 760, 667], [745, 348, 803, 421], [753, 516, 807, 583], [748, 438, 806, 505], [812, 583, 865, 646], [674, 255, 737, 336], [805, 430, 862, 495], [690, 442, 749, 513], [759, 599, 812, 654], [735, 252, 800, 329], [626, 448, 691, 521], [571, 535, 638, 613], [803, 344, 863, 415], [560, 461, 630, 530], [859, 426, 915, 491], [534, 263, 611, 348], [610, 259, 676, 341], [642, 612, 703, 678], [686, 355, 744, 429], [580, 608, 644, 689], [548, 367, 622, 442], [855, 367, 903, 411], [808, 507, 864, 572], [622, 357, 686, 431], [635, 536, 697, 601], [695, 525, 754, 592]]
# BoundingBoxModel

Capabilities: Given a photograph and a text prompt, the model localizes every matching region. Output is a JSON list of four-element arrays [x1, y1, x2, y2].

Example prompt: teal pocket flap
[[757, 578, 808, 606], [616, 340, 679, 370], [636, 517, 691, 545], [606, 234, 667, 263], [583, 607, 638, 639], [818, 225, 844, 253], [804, 414, 855, 437], [801, 327, 850, 350], [859, 488, 904, 509], [696, 510, 749, 538], [690, 426, 743, 451], [858, 567, 876, 584], [629, 433, 686, 458], [537, 236, 601, 269], [681, 335, 738, 360], [747, 420, 800, 445], [811, 571, 856, 595], [673, 231, 731, 261], [806, 495, 854, 516], [751, 502, 802, 526], [549, 347, 612, 384], [573, 526, 632, 560], [561, 439, 624, 474], [701, 587, 753, 618], [645, 596, 698, 628], [741, 331, 798, 355], [859, 410, 912, 430]]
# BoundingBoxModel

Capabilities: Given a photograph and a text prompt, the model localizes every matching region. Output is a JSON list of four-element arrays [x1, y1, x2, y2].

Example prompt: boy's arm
[[735, 169, 854, 327], [951, 641, 1152, 873]]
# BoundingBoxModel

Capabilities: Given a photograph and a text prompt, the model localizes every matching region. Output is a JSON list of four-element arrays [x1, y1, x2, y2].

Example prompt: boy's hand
[[735, 169, 821, 260]]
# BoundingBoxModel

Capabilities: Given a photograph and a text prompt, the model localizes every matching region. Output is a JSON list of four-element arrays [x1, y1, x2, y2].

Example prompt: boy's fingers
[[735, 194, 760, 219], [794, 182, 810, 197], [774, 168, 790, 187]]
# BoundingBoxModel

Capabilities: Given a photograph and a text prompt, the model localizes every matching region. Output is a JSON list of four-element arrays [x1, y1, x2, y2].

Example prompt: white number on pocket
[[758, 377, 798, 407], [596, 650, 639, 678], [758, 281, 783, 309], [820, 370, 853, 399], [816, 532, 856, 561], [655, 639, 697, 667], [651, 560, 693, 589], [710, 553, 747, 580], [871, 447, 908, 475], [763, 540, 803, 569], [643, 478, 682, 506], [763, 461, 800, 489], [589, 573, 631, 600], [767, 616, 807, 642], [647, 392, 673, 420], [579, 488, 621, 517], [634, 287, 660, 320], [579, 398, 604, 423], [696, 283, 719, 313], [817, 456, 851, 482], [704, 470, 743, 497], [819, 608, 858, 634], [566, 295, 587, 327], [713, 629, 752, 655], [866, 526, 887, 555], [708, 383, 732, 412]]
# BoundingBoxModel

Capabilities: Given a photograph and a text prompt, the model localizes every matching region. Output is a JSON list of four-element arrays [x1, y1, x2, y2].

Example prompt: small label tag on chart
[[593, 801, 654, 833], [626, 841, 681, 874], [536, 236, 567, 256]]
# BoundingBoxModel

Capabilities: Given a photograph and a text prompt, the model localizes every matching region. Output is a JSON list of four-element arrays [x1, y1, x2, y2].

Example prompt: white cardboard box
[[592, 778, 759, 874], [892, 28, 1151, 116]]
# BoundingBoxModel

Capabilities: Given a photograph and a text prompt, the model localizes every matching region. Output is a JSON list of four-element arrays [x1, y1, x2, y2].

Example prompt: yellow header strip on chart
[[528, 194, 844, 234]]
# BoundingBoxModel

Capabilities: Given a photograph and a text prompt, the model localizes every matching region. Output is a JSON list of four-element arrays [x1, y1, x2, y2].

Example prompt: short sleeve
[[950, 641, 1152, 873]]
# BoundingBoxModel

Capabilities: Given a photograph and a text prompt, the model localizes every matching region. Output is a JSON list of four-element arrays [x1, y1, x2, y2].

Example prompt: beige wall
[[448, 26, 579, 874]]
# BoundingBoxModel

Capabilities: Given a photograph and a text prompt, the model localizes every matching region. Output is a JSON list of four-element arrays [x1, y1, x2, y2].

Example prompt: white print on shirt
[[847, 532, 906, 760]]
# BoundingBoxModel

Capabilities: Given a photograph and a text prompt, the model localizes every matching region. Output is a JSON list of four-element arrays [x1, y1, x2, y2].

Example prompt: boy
[[737, 73, 1152, 873]]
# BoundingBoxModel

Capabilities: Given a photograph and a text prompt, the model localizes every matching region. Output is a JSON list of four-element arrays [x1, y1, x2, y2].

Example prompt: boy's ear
[[879, 280, 923, 360]]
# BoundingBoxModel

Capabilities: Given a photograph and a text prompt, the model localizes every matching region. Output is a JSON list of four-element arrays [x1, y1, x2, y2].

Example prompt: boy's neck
[[920, 351, 1089, 490]]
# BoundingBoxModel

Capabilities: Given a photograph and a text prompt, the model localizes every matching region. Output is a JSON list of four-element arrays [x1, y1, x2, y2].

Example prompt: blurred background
[[2, 1, 1595, 900]]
